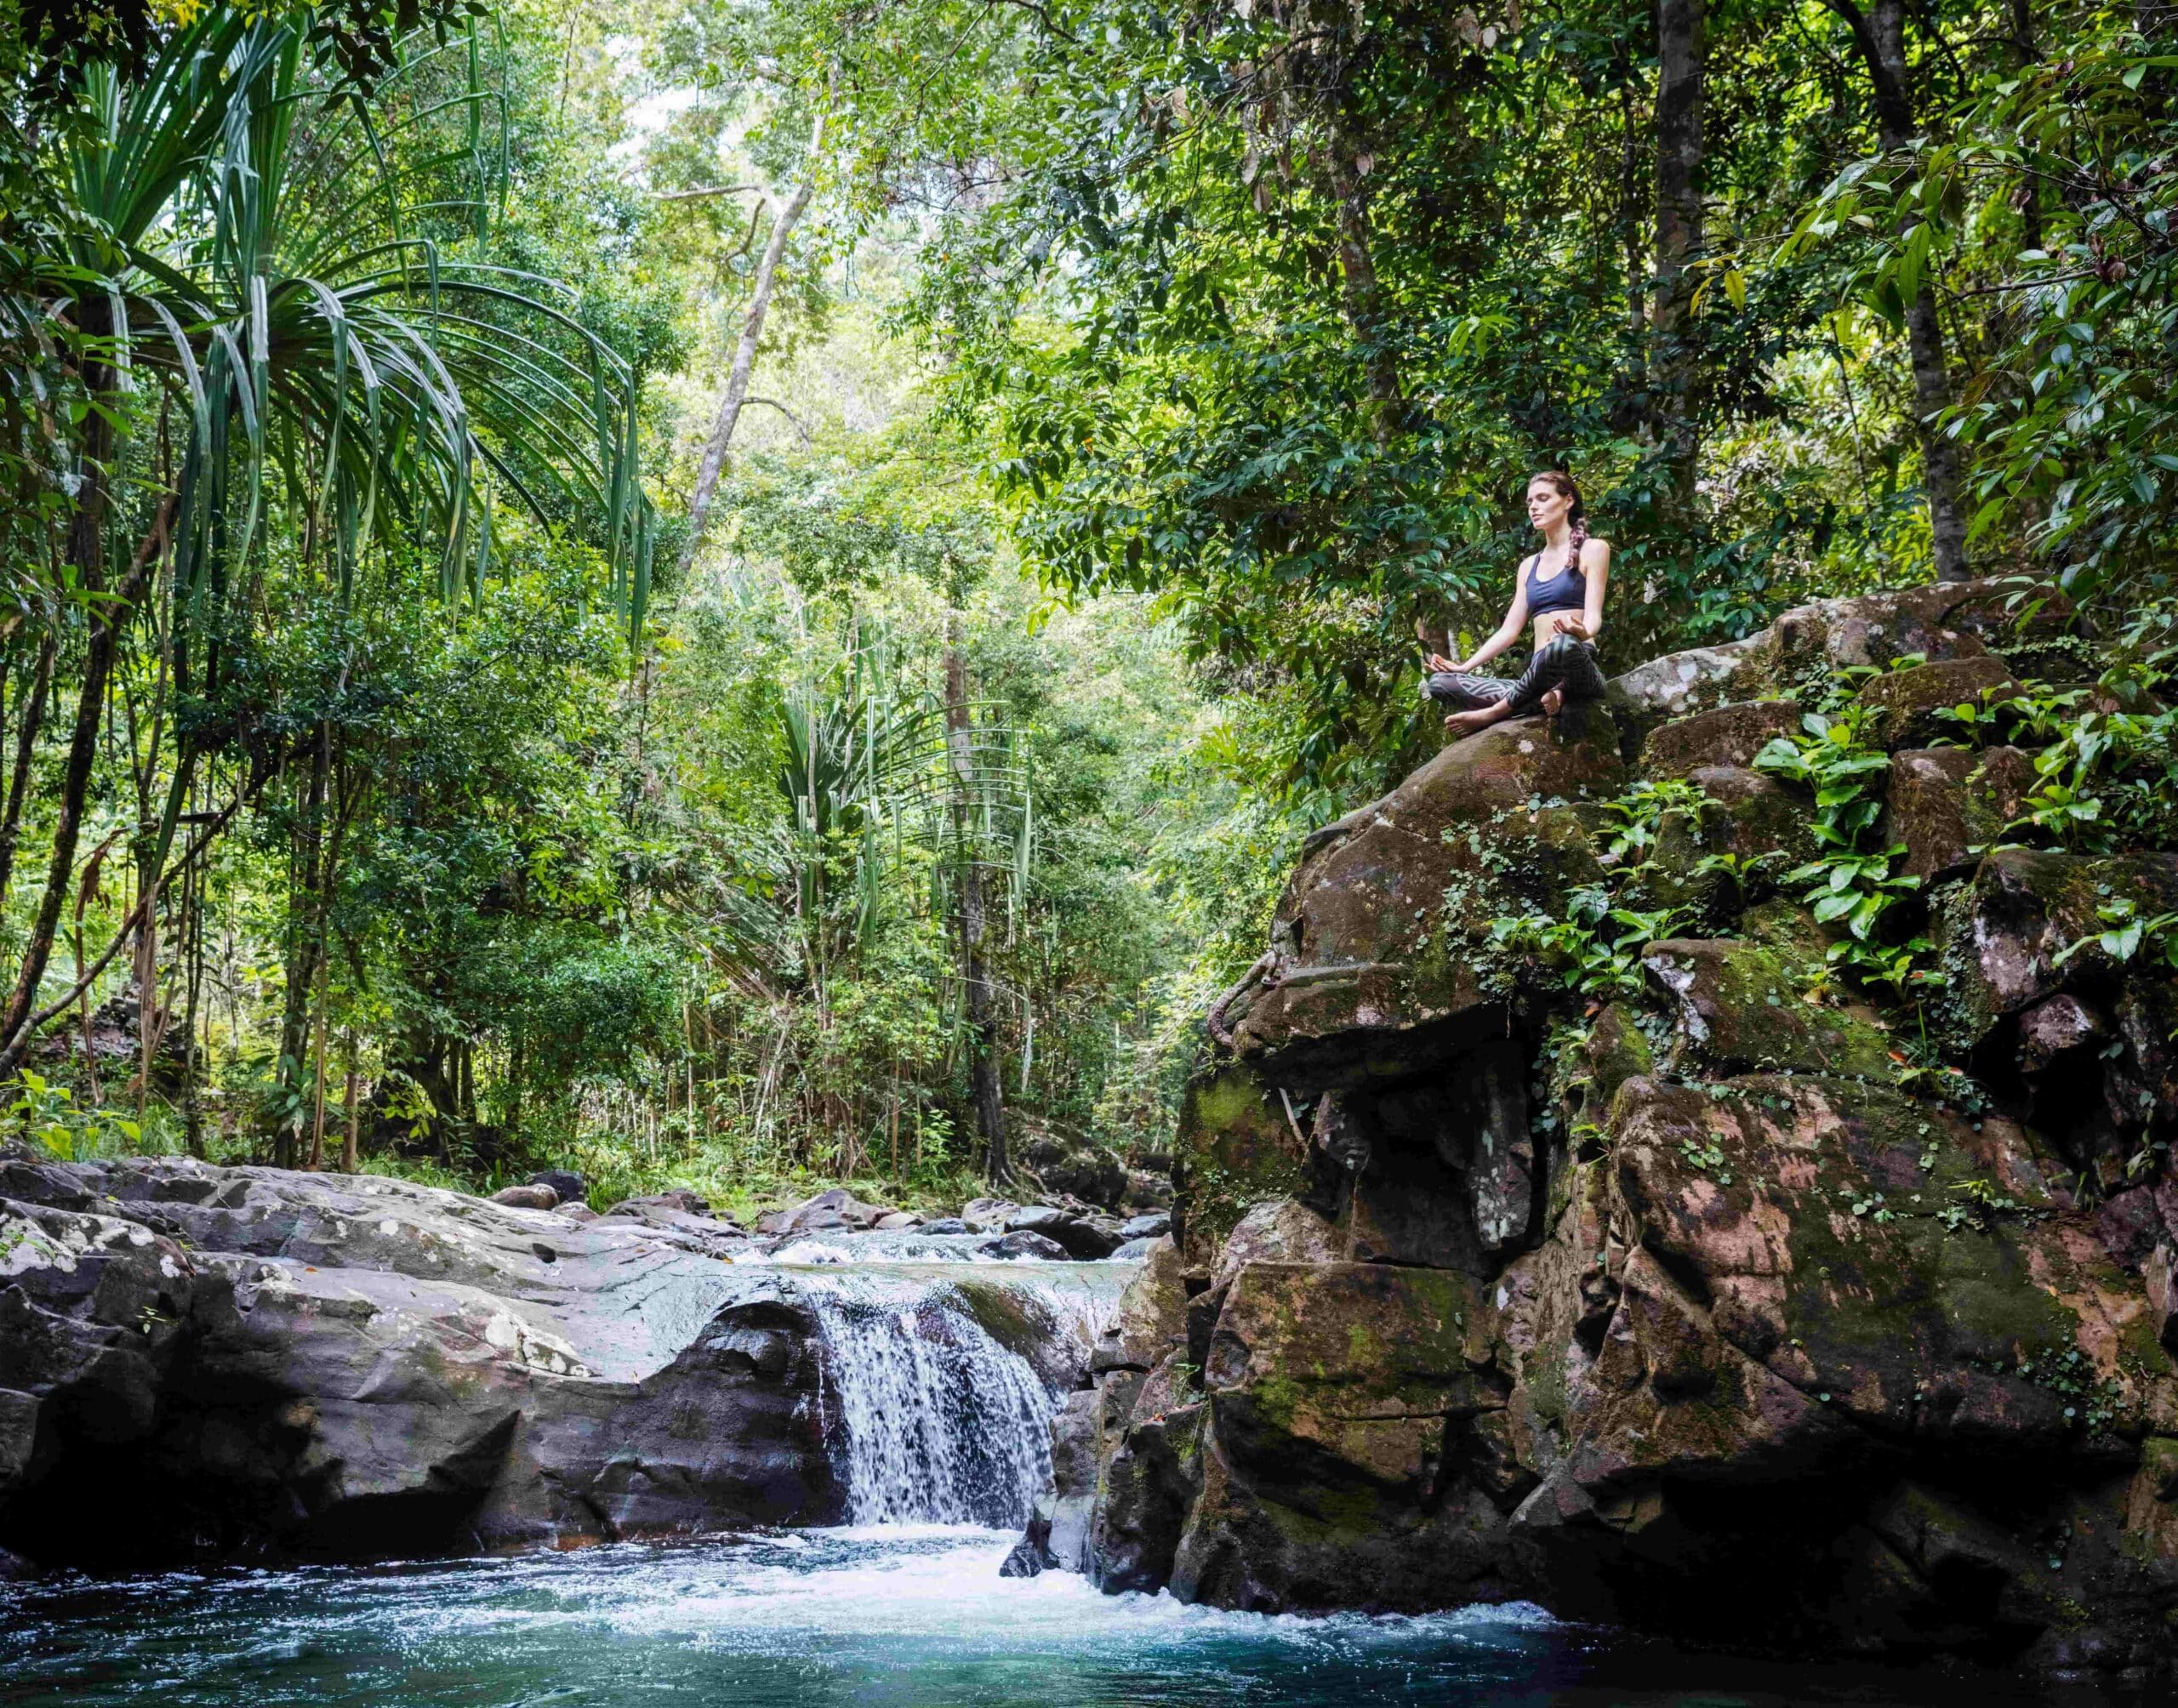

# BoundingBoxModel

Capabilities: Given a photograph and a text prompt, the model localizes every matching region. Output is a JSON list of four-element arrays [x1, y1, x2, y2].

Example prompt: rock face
[[0, 1153, 837, 1565], [1032, 580, 2178, 1681]]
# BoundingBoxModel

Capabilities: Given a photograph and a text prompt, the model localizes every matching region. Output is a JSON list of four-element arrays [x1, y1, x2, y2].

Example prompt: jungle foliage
[[0, 0, 2172, 1204]]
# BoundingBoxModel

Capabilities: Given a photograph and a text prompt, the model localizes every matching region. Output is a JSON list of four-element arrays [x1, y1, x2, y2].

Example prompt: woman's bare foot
[[1541, 687, 1564, 717], [1444, 703, 1511, 736]]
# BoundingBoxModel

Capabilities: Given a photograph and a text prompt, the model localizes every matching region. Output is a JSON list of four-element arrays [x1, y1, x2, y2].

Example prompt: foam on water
[[0, 1528, 1583, 1708]]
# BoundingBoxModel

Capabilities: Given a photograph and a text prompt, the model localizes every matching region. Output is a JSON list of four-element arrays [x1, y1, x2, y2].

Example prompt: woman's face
[[1527, 480, 1573, 532]]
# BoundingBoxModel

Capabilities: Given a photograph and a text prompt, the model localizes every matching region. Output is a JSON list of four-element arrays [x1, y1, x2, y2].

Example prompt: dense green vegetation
[[1, 0, 2173, 1207]]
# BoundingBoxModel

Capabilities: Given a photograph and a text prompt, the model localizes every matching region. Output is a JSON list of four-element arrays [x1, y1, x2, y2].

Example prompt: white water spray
[[775, 1261, 1132, 1529]]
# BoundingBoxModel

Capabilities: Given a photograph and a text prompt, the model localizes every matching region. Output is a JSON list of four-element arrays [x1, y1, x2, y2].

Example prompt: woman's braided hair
[[1530, 469, 1587, 563]]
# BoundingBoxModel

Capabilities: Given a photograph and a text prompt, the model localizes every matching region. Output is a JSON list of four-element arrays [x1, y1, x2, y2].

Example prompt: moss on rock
[[1174, 1066, 1312, 1278], [1642, 938, 1895, 1079]]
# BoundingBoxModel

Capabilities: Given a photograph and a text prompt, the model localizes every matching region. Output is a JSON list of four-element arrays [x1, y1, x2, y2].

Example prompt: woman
[[1424, 470, 1611, 735]]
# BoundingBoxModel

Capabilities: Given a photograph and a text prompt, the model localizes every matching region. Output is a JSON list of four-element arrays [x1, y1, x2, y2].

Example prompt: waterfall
[[778, 1261, 1133, 1529]]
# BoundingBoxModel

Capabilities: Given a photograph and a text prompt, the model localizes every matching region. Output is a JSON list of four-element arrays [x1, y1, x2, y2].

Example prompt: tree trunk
[[1827, 0, 1970, 580], [0, 522, 160, 1056], [2009, 0, 2043, 253], [341, 1042, 361, 1174], [273, 735, 329, 1169], [1318, 135, 1405, 447], [1653, 0, 1706, 523], [944, 606, 1007, 1184], [0, 633, 57, 907], [681, 107, 829, 569]]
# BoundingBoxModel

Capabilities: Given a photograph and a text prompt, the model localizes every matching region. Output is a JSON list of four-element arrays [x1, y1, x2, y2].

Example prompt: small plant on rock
[[1754, 709, 1941, 999]]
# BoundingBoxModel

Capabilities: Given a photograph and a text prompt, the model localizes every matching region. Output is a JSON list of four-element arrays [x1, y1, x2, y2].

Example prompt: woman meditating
[[1424, 470, 1611, 735]]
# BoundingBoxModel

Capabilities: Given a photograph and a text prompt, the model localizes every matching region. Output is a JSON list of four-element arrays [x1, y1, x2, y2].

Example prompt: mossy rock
[[1853, 657, 2017, 751], [1642, 938, 1895, 1080], [1886, 746, 2034, 883], [1736, 898, 1834, 968], [1639, 702, 1805, 781], [1605, 1070, 2176, 1443], [1203, 1261, 1492, 1489], [1636, 766, 1817, 919], [1578, 1004, 1656, 1120], [1233, 715, 1622, 1078], [1929, 847, 2178, 1053], [1174, 1065, 1310, 1278]]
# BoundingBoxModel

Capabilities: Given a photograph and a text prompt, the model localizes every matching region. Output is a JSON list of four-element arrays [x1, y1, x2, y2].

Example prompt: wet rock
[[919, 1217, 967, 1235], [1120, 1212, 1171, 1241], [528, 1170, 585, 1207], [1163, 1261, 1515, 1614], [1642, 938, 1894, 1079], [872, 1211, 924, 1231], [0, 1157, 850, 1566], [0, 1388, 37, 1493], [492, 1185, 560, 1210], [1006, 1206, 1121, 1260], [1109, 1238, 1157, 1261], [1885, 745, 2034, 881], [602, 1195, 747, 1256], [755, 1187, 890, 1235], [1639, 701, 1804, 780], [1853, 657, 2016, 751], [998, 1523, 1049, 1577], [960, 1198, 1019, 1233], [988, 1230, 1071, 1261], [1123, 1168, 1175, 1211], [613, 1187, 715, 1218]]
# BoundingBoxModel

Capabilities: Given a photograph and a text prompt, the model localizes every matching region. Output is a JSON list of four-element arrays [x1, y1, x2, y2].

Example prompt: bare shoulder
[[1580, 536, 1612, 566]]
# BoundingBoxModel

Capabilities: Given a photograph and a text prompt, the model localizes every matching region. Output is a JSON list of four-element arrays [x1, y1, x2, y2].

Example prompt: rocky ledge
[[0, 1155, 1116, 1569], [1009, 578, 2178, 1683]]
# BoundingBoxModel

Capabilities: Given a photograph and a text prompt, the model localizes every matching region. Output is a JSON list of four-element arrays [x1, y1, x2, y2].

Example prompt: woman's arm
[[1456, 577, 1531, 671], [1555, 539, 1611, 644]]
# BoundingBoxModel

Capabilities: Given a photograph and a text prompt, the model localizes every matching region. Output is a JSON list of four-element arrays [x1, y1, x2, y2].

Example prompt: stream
[[0, 1243, 2154, 1706]]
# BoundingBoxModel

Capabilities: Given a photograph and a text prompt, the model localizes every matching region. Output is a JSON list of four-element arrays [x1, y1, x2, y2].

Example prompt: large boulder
[[1639, 702, 1803, 779], [1012, 1116, 1129, 1210], [1932, 849, 2178, 1053], [1886, 746, 2035, 881], [1854, 657, 2017, 750], [1605, 578, 2069, 753], [1006, 1204, 1122, 1260], [1029, 578, 2178, 1677], [0, 1153, 843, 1565], [1642, 938, 1895, 1080], [1228, 713, 1622, 1081]]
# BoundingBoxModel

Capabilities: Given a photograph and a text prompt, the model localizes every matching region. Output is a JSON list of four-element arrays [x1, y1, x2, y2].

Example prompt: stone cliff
[[1010, 578, 2178, 1682]]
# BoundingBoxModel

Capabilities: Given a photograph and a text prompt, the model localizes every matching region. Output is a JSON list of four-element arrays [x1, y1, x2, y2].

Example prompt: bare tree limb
[[651, 184, 761, 202], [743, 395, 813, 447]]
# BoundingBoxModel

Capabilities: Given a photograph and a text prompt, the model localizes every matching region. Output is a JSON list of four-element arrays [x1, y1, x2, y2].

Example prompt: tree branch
[[743, 395, 813, 447]]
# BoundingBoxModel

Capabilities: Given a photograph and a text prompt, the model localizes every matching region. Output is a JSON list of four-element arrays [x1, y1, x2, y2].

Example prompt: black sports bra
[[1525, 550, 1588, 618]]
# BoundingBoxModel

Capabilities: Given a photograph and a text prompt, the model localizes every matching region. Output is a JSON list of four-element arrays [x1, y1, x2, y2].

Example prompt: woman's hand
[[1425, 652, 1458, 674], [1551, 618, 1591, 644]]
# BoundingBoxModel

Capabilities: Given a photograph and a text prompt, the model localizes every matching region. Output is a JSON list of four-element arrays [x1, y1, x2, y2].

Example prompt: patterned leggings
[[1424, 637, 1607, 717]]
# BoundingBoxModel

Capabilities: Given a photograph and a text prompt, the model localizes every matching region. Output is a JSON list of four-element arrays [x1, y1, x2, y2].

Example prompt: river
[[0, 1244, 2155, 1705]]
